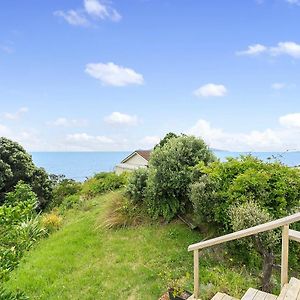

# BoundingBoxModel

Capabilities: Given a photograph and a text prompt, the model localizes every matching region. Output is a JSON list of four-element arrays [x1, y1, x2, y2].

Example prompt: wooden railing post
[[281, 224, 289, 287], [194, 250, 199, 299]]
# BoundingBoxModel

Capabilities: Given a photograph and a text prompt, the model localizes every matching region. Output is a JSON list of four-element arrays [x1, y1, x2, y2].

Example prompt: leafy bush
[[190, 155, 300, 291], [191, 156, 300, 229], [51, 179, 81, 208], [0, 183, 43, 282], [0, 137, 53, 209], [146, 135, 215, 221], [229, 201, 280, 291], [126, 168, 148, 202], [41, 212, 62, 233], [60, 194, 82, 211], [82, 172, 127, 199]]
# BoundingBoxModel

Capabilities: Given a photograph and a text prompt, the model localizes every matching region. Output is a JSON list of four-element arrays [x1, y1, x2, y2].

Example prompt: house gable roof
[[121, 150, 152, 164]]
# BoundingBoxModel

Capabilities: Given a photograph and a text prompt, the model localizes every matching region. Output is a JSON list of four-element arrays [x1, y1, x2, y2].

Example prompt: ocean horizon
[[31, 150, 300, 182]]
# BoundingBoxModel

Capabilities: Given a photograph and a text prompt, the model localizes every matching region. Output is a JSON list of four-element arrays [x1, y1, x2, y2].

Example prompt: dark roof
[[136, 150, 152, 161], [121, 149, 152, 163]]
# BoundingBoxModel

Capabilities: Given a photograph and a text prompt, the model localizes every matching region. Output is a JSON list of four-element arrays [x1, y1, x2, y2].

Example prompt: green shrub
[[146, 135, 215, 221], [126, 168, 148, 202], [41, 212, 62, 233], [82, 172, 127, 199], [60, 194, 82, 211], [51, 179, 81, 208], [0, 137, 53, 209], [0, 183, 43, 282]]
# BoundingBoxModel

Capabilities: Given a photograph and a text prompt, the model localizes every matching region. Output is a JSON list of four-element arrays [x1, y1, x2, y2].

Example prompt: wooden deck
[[206, 277, 300, 300]]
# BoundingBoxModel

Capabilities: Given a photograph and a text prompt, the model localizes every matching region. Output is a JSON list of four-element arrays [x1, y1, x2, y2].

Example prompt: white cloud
[[286, 0, 300, 5], [236, 44, 267, 56], [84, 0, 121, 21], [140, 136, 161, 148], [104, 112, 138, 126], [54, 0, 121, 27], [85, 62, 144, 86], [54, 10, 89, 26], [67, 133, 113, 143], [270, 42, 300, 58], [271, 82, 286, 90], [237, 41, 300, 59], [279, 113, 300, 128], [194, 83, 227, 97], [3, 107, 28, 121], [48, 117, 88, 127], [187, 119, 290, 152]]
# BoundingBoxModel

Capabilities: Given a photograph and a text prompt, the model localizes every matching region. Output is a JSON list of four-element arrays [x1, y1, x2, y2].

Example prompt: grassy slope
[[5, 192, 257, 300]]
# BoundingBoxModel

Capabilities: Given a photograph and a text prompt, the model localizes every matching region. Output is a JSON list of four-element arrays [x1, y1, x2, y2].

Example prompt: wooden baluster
[[281, 224, 289, 288], [194, 249, 199, 299]]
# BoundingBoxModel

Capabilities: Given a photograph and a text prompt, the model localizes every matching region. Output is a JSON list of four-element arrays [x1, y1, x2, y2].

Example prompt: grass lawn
[[4, 192, 258, 300]]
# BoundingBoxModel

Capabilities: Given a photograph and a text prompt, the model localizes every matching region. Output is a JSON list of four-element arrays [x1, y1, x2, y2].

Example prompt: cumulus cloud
[[236, 44, 267, 56], [237, 41, 300, 59], [47, 117, 88, 127], [3, 107, 28, 121], [0, 124, 10, 135], [85, 62, 144, 86], [84, 0, 121, 21], [279, 113, 300, 128], [194, 83, 227, 97], [54, 0, 121, 27], [186, 117, 300, 152], [104, 112, 138, 126]]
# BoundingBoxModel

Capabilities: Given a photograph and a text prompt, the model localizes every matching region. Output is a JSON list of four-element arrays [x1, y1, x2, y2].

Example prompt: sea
[[31, 151, 300, 182]]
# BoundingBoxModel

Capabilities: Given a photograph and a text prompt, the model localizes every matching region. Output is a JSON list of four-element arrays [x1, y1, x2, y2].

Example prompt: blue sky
[[1, 0, 300, 151]]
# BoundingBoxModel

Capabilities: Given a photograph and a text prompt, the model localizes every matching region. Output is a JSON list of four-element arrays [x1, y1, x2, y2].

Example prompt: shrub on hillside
[[82, 172, 127, 199], [146, 135, 215, 221], [126, 168, 148, 202], [60, 194, 82, 211], [0, 183, 43, 282], [0, 137, 53, 209], [190, 155, 300, 291], [41, 212, 62, 233], [51, 179, 81, 208]]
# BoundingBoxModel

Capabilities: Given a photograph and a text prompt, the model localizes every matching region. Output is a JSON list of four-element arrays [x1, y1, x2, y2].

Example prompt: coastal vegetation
[[1, 135, 300, 299]]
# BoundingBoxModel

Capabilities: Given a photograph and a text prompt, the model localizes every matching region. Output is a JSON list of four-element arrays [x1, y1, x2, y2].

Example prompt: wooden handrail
[[188, 211, 300, 300], [188, 212, 300, 252]]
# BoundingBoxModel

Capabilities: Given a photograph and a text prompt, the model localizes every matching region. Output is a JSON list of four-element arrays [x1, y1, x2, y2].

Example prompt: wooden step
[[241, 288, 277, 300], [278, 277, 300, 300], [211, 292, 238, 300]]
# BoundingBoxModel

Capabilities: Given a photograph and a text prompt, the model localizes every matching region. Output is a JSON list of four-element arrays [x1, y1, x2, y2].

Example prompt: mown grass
[[4, 192, 258, 299]]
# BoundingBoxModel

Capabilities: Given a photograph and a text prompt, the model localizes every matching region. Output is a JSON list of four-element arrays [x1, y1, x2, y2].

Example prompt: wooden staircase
[[211, 277, 300, 300]]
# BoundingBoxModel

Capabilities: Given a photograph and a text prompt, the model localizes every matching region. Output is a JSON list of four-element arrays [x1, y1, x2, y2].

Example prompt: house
[[115, 150, 151, 174]]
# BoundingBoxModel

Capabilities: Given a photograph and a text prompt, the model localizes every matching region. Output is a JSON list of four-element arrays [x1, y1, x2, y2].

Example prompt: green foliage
[[0, 183, 44, 282], [51, 179, 81, 208], [146, 135, 215, 221], [191, 155, 300, 229], [229, 201, 279, 249], [0, 286, 28, 300], [81, 172, 127, 199], [0, 137, 53, 209], [60, 194, 82, 211], [125, 168, 148, 202], [154, 132, 179, 149]]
